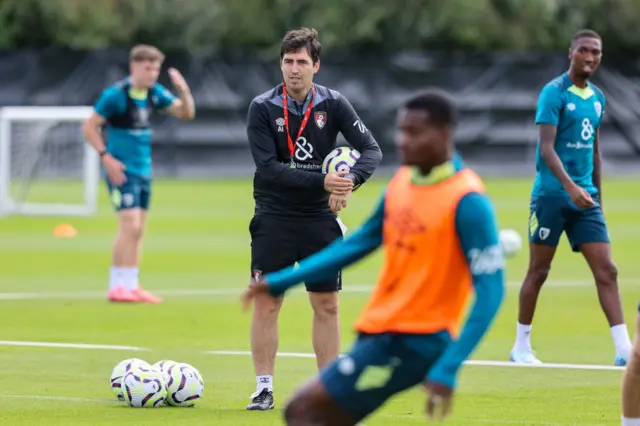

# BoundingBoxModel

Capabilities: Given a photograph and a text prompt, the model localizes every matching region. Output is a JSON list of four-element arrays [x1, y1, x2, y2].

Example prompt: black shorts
[[249, 214, 344, 293]]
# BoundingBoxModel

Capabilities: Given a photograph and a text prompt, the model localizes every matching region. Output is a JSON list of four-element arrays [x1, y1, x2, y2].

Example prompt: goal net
[[0, 106, 100, 217]]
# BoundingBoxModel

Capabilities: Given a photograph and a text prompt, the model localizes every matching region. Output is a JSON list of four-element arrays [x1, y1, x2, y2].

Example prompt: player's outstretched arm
[[265, 193, 386, 296], [335, 95, 382, 191], [427, 192, 506, 390], [247, 100, 351, 192], [163, 68, 195, 120]]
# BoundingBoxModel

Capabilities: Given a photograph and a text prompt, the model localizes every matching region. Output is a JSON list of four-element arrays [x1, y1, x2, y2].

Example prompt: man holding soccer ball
[[245, 28, 382, 411]]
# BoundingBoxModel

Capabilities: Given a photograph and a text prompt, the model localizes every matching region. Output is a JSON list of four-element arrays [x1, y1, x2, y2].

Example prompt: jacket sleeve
[[247, 100, 326, 189], [335, 95, 383, 189]]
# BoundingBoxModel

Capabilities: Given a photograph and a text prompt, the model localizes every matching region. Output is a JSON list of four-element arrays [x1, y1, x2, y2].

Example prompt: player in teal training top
[[510, 29, 632, 366], [82, 45, 195, 304]]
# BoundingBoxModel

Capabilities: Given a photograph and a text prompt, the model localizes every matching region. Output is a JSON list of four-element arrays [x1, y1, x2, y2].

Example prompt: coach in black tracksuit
[[244, 28, 382, 411]]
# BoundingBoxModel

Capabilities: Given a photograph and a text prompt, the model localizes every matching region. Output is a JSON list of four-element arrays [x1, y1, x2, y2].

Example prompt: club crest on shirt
[[315, 111, 327, 129], [134, 107, 150, 127], [594, 101, 602, 118], [253, 269, 262, 281]]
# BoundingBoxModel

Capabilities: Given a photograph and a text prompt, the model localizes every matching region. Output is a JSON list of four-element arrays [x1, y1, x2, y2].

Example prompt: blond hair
[[129, 45, 165, 63]]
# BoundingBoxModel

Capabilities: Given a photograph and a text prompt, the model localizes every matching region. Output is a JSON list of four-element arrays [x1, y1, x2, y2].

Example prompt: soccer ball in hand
[[164, 362, 205, 407], [121, 364, 167, 408], [110, 358, 150, 401], [322, 147, 361, 174], [499, 229, 522, 257]]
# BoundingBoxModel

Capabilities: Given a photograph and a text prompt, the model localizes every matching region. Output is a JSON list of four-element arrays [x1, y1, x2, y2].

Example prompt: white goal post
[[0, 106, 99, 217]]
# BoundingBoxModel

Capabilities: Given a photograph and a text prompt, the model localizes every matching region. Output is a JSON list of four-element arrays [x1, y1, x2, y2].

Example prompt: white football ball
[[322, 147, 361, 174], [121, 364, 167, 408], [499, 229, 522, 257], [152, 359, 178, 372], [165, 362, 205, 407], [110, 358, 150, 401]]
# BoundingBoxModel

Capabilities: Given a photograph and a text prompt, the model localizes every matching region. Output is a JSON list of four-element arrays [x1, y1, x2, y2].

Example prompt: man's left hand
[[168, 67, 189, 92], [329, 191, 351, 213]]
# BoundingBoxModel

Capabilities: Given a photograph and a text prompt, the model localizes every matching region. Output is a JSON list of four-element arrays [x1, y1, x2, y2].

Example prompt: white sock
[[612, 324, 632, 355], [256, 375, 273, 392], [515, 322, 532, 350], [109, 267, 123, 290], [622, 417, 640, 426], [120, 268, 139, 291]]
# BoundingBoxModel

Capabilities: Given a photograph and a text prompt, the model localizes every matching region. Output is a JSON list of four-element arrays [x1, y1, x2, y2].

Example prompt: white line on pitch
[[0, 278, 630, 301], [0, 341, 149, 351], [206, 350, 625, 371], [0, 395, 570, 423], [0, 394, 114, 403]]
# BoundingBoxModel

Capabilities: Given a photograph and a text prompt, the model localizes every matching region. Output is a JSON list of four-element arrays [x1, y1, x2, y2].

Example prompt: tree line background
[[1, 0, 639, 55]]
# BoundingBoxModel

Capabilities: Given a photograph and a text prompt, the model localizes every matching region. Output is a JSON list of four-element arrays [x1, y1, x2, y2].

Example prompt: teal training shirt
[[532, 72, 605, 197], [94, 78, 176, 178]]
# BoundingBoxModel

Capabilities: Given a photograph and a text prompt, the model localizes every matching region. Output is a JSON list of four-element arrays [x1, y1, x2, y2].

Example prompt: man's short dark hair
[[572, 29, 601, 45], [280, 28, 322, 64], [403, 89, 458, 128]]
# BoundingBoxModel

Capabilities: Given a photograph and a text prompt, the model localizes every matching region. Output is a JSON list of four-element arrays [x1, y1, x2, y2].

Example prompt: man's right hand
[[424, 381, 454, 421], [102, 154, 127, 186], [241, 277, 272, 312], [324, 171, 353, 195], [567, 183, 595, 209]]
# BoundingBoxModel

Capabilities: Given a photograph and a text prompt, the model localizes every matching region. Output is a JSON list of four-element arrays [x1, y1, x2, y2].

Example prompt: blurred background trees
[[0, 0, 638, 55]]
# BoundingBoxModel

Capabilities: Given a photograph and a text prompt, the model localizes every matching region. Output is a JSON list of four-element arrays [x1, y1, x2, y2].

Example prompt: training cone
[[53, 223, 77, 238]]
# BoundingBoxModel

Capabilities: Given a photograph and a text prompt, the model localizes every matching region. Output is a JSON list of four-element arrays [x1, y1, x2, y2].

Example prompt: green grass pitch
[[1, 176, 639, 425]]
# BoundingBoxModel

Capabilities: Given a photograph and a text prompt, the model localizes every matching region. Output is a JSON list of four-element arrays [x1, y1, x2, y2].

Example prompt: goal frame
[[0, 106, 99, 217]]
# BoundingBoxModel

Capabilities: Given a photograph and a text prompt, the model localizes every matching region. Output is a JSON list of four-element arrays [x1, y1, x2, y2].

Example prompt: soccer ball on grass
[[164, 362, 205, 407], [110, 358, 150, 401], [121, 364, 167, 408]]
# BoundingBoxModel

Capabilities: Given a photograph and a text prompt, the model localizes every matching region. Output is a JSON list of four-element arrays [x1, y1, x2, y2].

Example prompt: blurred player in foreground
[[510, 29, 632, 365], [242, 89, 506, 425], [622, 310, 640, 425], [82, 45, 195, 303]]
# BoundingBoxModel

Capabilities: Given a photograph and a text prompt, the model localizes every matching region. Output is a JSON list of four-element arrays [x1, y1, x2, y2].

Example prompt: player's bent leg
[[579, 242, 629, 364], [512, 197, 564, 364], [308, 289, 340, 370], [622, 311, 640, 425], [249, 291, 284, 410], [285, 333, 437, 426], [129, 207, 162, 304], [568, 204, 631, 365], [247, 215, 297, 411], [510, 243, 557, 364], [284, 375, 357, 426], [106, 175, 156, 303], [301, 217, 344, 371]]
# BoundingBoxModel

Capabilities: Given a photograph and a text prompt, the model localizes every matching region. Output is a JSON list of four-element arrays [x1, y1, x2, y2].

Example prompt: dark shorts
[[105, 173, 151, 211], [249, 214, 344, 292], [528, 195, 610, 252], [320, 333, 447, 422]]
